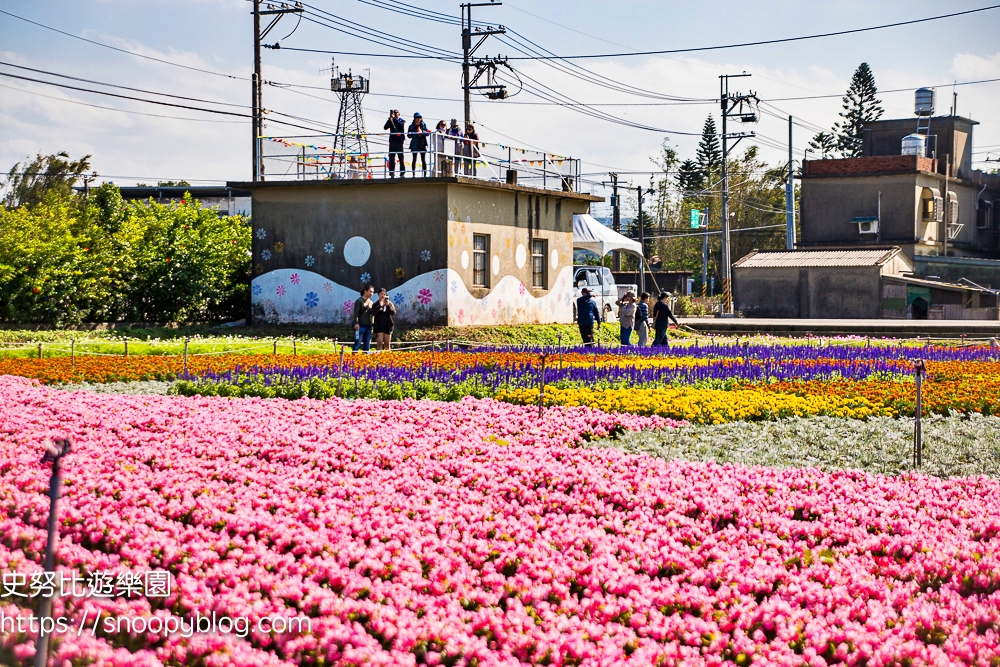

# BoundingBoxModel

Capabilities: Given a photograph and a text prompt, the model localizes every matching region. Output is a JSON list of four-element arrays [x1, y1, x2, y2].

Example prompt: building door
[[907, 285, 931, 320]]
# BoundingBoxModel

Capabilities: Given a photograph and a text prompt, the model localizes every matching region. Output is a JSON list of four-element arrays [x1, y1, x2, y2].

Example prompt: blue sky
[[2, 0, 999, 213]]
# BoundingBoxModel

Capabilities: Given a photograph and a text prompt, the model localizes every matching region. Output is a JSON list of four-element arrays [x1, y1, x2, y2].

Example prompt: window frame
[[531, 238, 547, 289], [472, 234, 490, 288]]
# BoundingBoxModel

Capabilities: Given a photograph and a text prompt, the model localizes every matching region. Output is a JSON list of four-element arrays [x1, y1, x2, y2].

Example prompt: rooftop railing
[[260, 132, 582, 192]]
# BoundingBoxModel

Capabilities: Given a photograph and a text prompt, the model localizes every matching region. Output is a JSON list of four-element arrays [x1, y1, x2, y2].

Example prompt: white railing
[[259, 132, 582, 193]]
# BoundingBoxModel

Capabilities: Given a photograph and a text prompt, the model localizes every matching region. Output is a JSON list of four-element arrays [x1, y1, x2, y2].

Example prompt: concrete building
[[230, 176, 601, 326], [114, 186, 251, 216], [733, 246, 999, 320], [799, 115, 1000, 259]]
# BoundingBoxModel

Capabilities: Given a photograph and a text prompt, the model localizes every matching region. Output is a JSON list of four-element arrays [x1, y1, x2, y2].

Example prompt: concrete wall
[[862, 116, 976, 180], [734, 266, 883, 319], [245, 178, 594, 326]]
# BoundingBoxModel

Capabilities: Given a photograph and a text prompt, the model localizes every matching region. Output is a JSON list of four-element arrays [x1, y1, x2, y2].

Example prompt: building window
[[531, 238, 547, 288], [473, 234, 489, 287]]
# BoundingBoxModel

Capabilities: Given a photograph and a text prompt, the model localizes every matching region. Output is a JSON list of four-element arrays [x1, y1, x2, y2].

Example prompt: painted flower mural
[[255, 227, 266, 239], [360, 272, 371, 284], [261, 249, 272, 261], [290, 273, 300, 285], [274, 241, 284, 253], [322, 281, 333, 293], [420, 249, 431, 261], [303, 291, 319, 308], [304, 255, 315, 267], [276, 285, 286, 297], [342, 300, 354, 314], [418, 288, 433, 305], [324, 242, 335, 254], [252, 284, 262, 296], [392, 292, 405, 306]]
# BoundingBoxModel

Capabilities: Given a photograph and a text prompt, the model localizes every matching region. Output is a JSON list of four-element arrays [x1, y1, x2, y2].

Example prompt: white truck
[[572, 265, 624, 323]]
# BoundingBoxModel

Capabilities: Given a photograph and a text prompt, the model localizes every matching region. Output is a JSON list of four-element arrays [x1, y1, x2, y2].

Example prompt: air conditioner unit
[[851, 216, 879, 235]]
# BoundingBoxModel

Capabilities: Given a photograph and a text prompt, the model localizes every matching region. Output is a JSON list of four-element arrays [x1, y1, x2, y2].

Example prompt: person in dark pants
[[383, 110, 405, 177], [352, 284, 376, 352], [408, 112, 429, 176], [652, 291, 680, 347], [576, 287, 601, 347], [373, 287, 397, 351]]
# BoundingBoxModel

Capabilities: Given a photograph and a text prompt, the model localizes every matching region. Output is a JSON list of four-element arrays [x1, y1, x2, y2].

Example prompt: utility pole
[[461, 2, 506, 129], [636, 185, 645, 295], [610, 172, 621, 271], [786, 115, 796, 250], [252, 1, 303, 182], [719, 73, 758, 315], [702, 208, 709, 297]]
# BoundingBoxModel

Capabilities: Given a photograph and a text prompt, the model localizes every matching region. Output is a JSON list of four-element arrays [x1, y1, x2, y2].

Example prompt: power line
[[299, 3, 459, 58], [0, 8, 249, 80], [0, 60, 247, 109], [0, 82, 247, 124], [502, 4, 1000, 59]]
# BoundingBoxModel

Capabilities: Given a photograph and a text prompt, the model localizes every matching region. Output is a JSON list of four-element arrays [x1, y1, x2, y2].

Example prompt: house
[[733, 246, 999, 320], [229, 176, 601, 326], [799, 114, 1000, 259]]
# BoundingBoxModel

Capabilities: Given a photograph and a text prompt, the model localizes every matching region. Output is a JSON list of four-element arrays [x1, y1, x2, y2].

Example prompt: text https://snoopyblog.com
[[2, 611, 311, 639]]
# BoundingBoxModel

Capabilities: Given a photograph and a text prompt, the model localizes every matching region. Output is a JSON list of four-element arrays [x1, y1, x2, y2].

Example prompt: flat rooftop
[[228, 175, 604, 203]]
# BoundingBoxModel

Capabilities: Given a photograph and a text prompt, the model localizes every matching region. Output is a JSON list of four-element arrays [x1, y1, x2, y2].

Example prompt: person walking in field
[[576, 287, 601, 348], [352, 284, 376, 352], [652, 291, 680, 347], [373, 288, 397, 351], [635, 292, 650, 347], [616, 291, 637, 347]]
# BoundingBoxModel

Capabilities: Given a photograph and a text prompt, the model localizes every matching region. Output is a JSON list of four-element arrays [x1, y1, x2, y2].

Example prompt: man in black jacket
[[652, 292, 680, 346], [576, 288, 601, 347], [383, 110, 405, 177]]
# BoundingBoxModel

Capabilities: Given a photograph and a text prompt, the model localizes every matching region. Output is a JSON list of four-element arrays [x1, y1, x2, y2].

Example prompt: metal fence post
[[34, 438, 71, 667], [336, 345, 346, 397], [38, 342, 43, 359], [293, 339, 297, 356], [274, 339, 278, 355], [183, 338, 189, 378], [538, 353, 547, 418], [70, 339, 75, 369], [124, 340, 129, 357], [913, 359, 925, 468]]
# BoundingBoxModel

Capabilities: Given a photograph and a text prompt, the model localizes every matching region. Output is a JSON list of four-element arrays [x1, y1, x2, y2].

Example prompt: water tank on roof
[[915, 88, 935, 116], [901, 133, 927, 156]]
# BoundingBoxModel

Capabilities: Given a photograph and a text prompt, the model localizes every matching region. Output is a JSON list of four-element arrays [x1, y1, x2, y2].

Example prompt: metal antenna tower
[[331, 59, 370, 178]]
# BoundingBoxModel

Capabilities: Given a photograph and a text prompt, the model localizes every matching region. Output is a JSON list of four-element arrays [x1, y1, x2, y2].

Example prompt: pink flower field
[[1, 375, 999, 666]]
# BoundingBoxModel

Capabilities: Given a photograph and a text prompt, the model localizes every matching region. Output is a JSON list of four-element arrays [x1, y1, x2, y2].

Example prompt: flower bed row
[[2, 376, 999, 665]]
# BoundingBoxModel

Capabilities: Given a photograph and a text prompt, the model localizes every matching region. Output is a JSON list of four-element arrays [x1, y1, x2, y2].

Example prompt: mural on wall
[[251, 266, 574, 325]]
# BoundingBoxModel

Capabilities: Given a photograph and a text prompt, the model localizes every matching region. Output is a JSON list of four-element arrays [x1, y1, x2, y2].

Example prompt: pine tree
[[808, 132, 837, 159], [696, 115, 722, 180], [676, 159, 705, 196], [834, 63, 884, 158]]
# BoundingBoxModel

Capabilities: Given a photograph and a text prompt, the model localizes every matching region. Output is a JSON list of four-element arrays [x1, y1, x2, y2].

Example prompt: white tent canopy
[[572, 213, 643, 258]]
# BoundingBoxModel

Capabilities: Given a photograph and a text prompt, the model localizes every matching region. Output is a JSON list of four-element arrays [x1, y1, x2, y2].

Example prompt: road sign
[[690, 209, 701, 229]]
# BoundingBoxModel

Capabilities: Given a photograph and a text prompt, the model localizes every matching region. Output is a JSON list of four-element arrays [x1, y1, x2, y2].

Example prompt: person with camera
[[408, 112, 430, 177], [383, 109, 405, 177]]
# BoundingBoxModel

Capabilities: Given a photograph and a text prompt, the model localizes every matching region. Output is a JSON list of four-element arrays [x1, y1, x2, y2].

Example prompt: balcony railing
[[259, 132, 582, 192]]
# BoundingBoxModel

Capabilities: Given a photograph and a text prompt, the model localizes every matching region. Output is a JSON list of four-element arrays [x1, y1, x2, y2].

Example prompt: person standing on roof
[[408, 112, 429, 177], [576, 287, 601, 348], [463, 123, 480, 176], [652, 291, 680, 347], [383, 109, 405, 178]]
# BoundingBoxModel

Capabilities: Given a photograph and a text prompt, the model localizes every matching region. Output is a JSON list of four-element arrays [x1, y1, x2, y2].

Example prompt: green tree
[[696, 115, 722, 180], [676, 159, 705, 196], [2, 151, 93, 208], [808, 132, 837, 159], [834, 63, 884, 158]]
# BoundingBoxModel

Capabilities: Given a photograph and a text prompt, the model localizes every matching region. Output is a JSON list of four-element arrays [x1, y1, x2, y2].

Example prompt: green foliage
[[808, 132, 837, 159], [695, 115, 722, 179], [834, 63, 884, 158], [0, 184, 251, 324], [2, 151, 93, 208]]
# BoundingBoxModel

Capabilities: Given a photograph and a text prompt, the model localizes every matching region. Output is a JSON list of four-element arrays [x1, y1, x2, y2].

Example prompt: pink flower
[[275, 285, 286, 297], [417, 288, 432, 305], [290, 273, 300, 285]]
